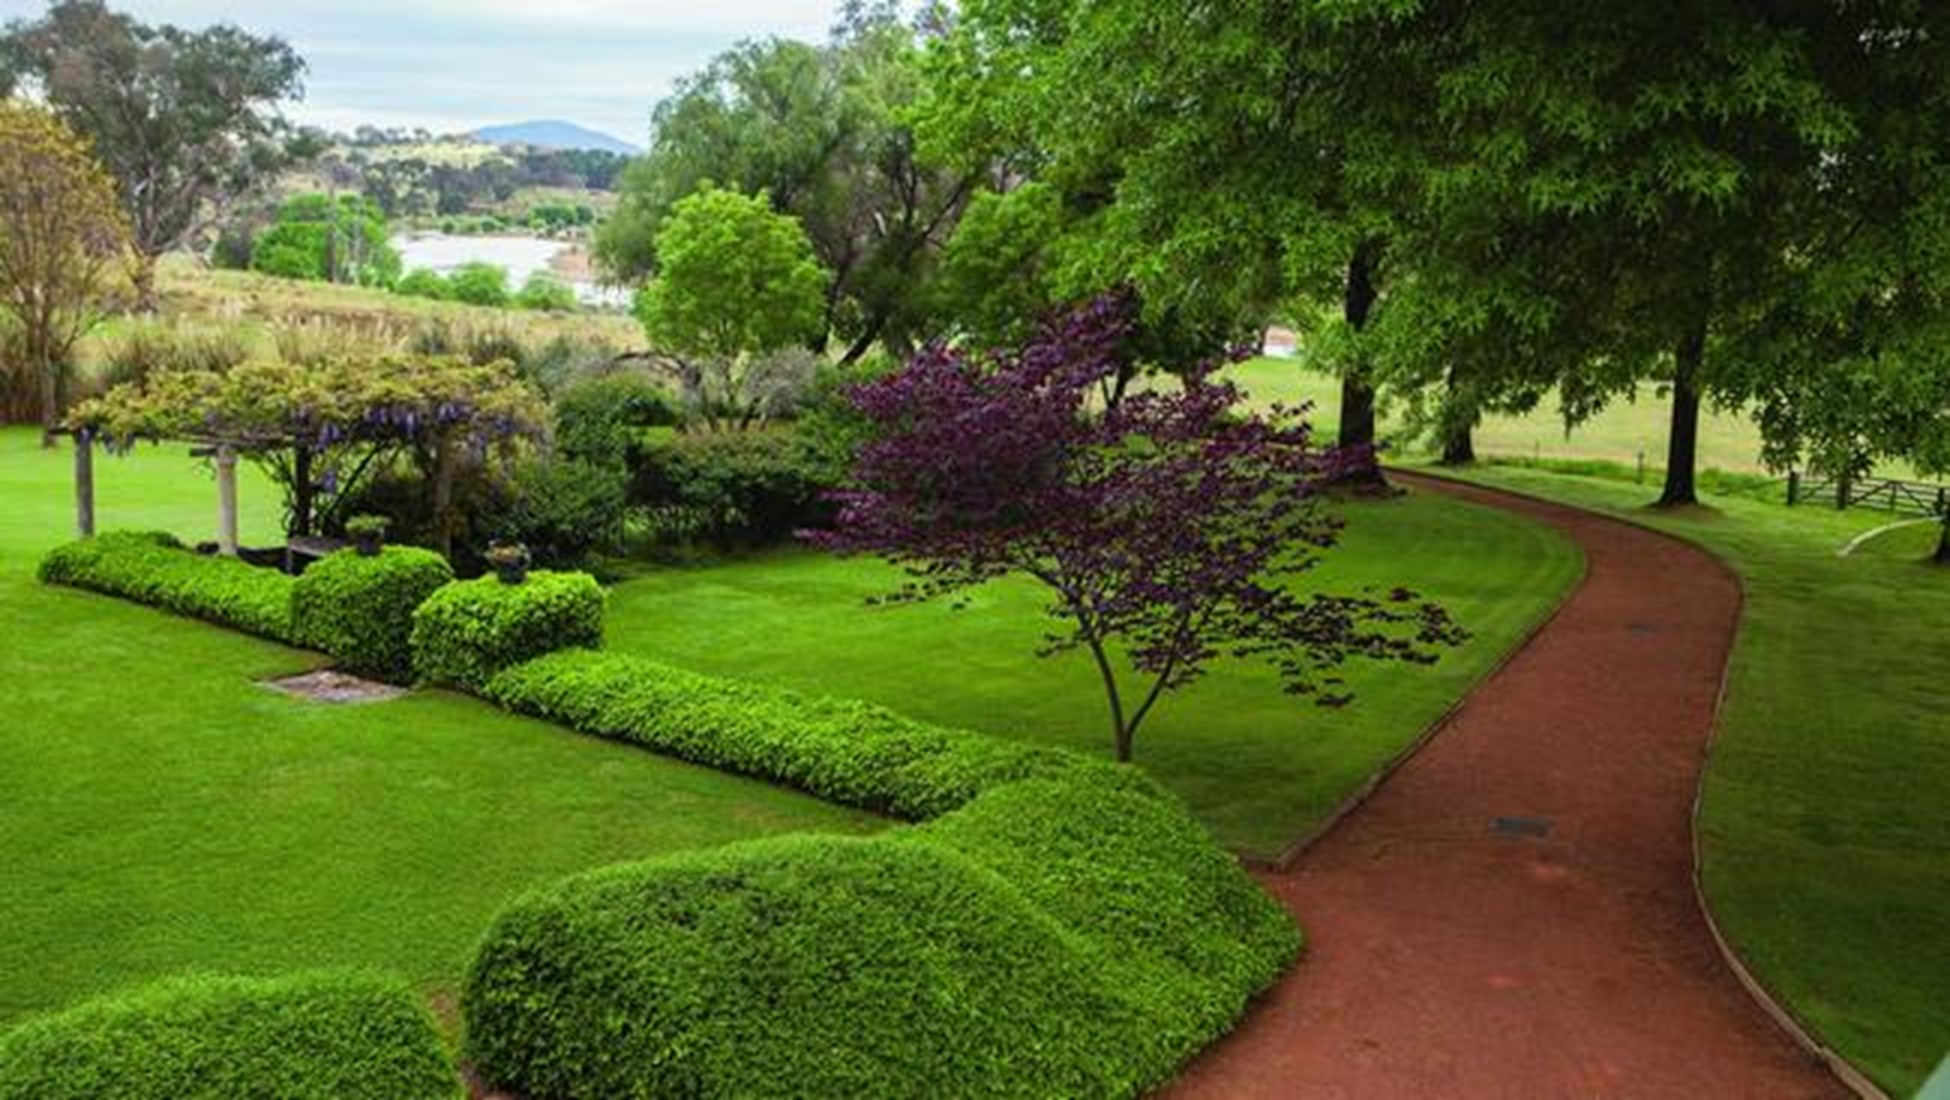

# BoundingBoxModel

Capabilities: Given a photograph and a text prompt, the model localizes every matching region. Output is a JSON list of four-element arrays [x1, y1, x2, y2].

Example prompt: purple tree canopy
[[810, 293, 1465, 761]]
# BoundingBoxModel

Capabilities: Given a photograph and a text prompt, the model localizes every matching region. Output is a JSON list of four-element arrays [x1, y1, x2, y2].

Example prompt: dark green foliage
[[468, 650, 1300, 1097], [514, 272, 577, 313], [290, 547, 454, 682], [629, 428, 833, 547], [445, 262, 510, 308], [484, 649, 1090, 820], [249, 193, 400, 287], [393, 268, 450, 301], [38, 532, 296, 642], [478, 459, 629, 570], [0, 970, 461, 1100], [410, 571, 605, 690], [553, 372, 680, 469], [465, 834, 1155, 1099], [916, 772, 1303, 1047]]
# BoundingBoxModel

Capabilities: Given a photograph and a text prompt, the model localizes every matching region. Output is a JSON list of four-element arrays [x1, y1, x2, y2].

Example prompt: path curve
[[1169, 474, 1847, 1099]]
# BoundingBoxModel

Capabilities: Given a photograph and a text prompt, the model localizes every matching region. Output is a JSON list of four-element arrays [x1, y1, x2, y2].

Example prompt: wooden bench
[[285, 535, 351, 574]]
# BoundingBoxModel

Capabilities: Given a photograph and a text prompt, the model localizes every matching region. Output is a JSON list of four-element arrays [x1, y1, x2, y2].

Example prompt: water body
[[391, 232, 630, 308]]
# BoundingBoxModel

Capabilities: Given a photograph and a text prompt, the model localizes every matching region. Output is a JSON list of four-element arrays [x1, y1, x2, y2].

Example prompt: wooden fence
[[1787, 471, 1950, 517]]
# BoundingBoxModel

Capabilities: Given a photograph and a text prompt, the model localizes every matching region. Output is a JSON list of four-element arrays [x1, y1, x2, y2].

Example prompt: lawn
[[1230, 355, 1929, 479], [1427, 460, 1950, 1095], [605, 488, 1583, 858], [0, 426, 876, 1025]]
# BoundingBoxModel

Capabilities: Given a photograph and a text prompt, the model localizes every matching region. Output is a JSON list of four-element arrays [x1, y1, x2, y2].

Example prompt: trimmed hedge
[[0, 971, 461, 1100], [484, 649, 1090, 819], [410, 571, 605, 691], [38, 532, 297, 643], [468, 648, 1301, 1098], [292, 547, 454, 683]]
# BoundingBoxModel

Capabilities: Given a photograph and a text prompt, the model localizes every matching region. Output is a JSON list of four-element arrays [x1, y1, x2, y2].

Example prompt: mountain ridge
[[473, 120, 639, 155]]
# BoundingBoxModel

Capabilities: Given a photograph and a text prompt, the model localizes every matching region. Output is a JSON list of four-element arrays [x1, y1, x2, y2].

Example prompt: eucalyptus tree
[[0, 0, 308, 308]]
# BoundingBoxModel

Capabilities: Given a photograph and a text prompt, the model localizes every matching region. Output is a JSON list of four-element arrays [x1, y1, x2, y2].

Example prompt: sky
[[0, 0, 856, 143]]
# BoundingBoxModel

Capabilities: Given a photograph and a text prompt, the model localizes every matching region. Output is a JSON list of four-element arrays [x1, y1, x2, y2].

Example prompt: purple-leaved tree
[[810, 293, 1465, 762]]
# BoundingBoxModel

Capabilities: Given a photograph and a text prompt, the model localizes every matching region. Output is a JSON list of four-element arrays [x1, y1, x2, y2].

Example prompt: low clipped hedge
[[291, 547, 454, 683], [410, 571, 605, 691], [484, 649, 1088, 819], [38, 531, 297, 643], [468, 648, 1301, 1098], [0, 971, 461, 1100]]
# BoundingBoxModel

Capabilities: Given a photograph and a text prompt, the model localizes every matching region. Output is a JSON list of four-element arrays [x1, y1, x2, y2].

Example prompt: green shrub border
[[0, 970, 462, 1100], [409, 571, 606, 691], [291, 547, 455, 683], [34, 533, 1297, 1098], [38, 531, 299, 643], [469, 648, 1302, 1097]]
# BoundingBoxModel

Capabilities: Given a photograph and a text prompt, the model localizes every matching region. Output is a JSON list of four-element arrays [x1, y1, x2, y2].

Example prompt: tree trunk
[[291, 448, 315, 538], [1440, 420, 1476, 466], [1658, 317, 1707, 507], [1082, 633, 1134, 762], [132, 253, 160, 314], [429, 439, 455, 561], [1936, 516, 1950, 565], [37, 341, 60, 448], [1336, 240, 1386, 486]]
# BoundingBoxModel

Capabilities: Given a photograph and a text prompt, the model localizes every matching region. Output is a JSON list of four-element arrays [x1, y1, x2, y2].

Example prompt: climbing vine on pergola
[[68, 355, 549, 555]]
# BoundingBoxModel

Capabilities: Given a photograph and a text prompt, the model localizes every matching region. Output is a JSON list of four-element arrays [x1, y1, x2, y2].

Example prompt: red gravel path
[[1169, 475, 1848, 1099]]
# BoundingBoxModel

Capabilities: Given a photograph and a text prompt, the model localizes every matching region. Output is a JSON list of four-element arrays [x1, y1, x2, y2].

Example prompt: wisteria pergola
[[65, 356, 550, 558]]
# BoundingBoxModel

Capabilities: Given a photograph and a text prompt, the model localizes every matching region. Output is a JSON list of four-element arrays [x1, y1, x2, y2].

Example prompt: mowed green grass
[[0, 428, 875, 1025], [1233, 356, 1811, 475], [606, 489, 1582, 858], [1432, 462, 1950, 1095]]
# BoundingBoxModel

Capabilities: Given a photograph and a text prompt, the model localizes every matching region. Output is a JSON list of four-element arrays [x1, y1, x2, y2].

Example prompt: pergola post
[[73, 430, 95, 538], [215, 444, 240, 556]]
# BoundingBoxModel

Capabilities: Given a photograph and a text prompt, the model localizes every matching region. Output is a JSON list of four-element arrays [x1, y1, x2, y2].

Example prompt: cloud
[[0, 0, 855, 140]]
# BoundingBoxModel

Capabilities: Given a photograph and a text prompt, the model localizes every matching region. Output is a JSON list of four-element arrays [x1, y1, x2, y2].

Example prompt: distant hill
[[473, 120, 639, 155]]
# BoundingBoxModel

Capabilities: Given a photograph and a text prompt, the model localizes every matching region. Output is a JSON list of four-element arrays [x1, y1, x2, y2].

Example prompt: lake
[[391, 232, 630, 308]]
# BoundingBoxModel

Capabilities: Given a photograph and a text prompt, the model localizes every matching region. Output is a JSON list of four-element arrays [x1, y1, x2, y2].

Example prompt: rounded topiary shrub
[[291, 547, 455, 683], [0, 971, 461, 1100], [463, 833, 1156, 1100], [409, 570, 605, 691]]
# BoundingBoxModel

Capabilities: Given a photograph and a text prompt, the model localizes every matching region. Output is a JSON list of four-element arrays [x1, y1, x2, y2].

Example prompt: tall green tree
[[1370, 2, 1950, 510], [0, 0, 307, 307], [249, 193, 399, 287], [599, 3, 976, 363], [634, 187, 830, 431], [924, 0, 1437, 480]]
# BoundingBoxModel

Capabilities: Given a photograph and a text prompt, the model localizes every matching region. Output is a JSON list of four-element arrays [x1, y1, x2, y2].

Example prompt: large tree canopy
[[0, 0, 307, 304], [925, 2, 1950, 504], [598, 3, 976, 362], [923, 0, 1446, 479]]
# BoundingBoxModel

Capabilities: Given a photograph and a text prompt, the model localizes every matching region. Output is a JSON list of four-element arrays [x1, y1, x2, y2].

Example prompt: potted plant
[[486, 539, 531, 585], [346, 514, 389, 557]]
